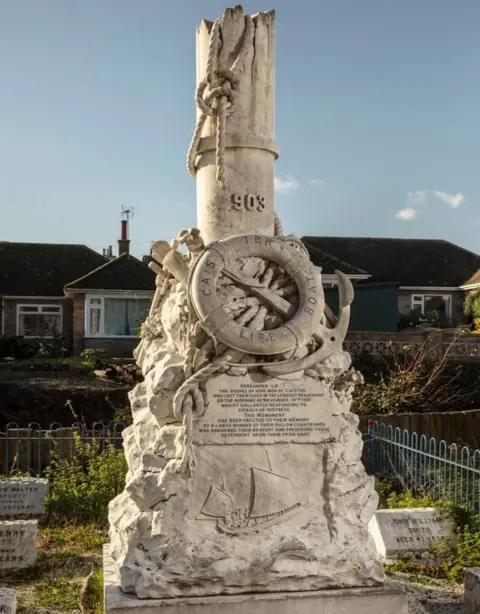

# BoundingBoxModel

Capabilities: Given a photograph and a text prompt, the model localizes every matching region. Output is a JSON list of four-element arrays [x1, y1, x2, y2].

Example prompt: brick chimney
[[118, 219, 130, 256]]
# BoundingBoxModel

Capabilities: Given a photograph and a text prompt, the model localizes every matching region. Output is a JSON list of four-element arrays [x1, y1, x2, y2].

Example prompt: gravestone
[[369, 508, 456, 560], [0, 478, 48, 517], [106, 4, 407, 613], [464, 568, 480, 614], [0, 520, 37, 569], [0, 589, 16, 614]]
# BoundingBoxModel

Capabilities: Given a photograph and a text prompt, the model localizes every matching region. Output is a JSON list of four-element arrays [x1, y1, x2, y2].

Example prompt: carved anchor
[[262, 270, 353, 376], [224, 266, 353, 375]]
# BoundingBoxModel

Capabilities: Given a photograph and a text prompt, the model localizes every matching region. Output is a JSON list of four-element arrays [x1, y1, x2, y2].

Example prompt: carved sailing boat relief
[[198, 453, 303, 535]]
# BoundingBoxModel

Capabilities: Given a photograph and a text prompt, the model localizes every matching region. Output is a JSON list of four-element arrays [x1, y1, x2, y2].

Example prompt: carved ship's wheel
[[189, 234, 324, 355]]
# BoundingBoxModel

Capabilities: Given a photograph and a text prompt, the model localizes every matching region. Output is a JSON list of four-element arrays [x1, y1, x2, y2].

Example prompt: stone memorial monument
[[106, 6, 407, 613]]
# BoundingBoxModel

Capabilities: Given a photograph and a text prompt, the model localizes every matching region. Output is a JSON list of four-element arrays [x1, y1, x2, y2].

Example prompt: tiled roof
[[0, 242, 107, 297], [462, 268, 480, 288], [65, 253, 155, 291], [300, 241, 369, 277], [301, 236, 480, 287]]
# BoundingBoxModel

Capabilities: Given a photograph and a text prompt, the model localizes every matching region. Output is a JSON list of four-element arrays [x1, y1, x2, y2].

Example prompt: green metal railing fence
[[367, 420, 480, 517]]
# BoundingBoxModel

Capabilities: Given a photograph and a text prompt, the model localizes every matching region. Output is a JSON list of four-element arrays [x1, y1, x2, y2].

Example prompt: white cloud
[[432, 191, 465, 208], [406, 190, 428, 207], [274, 174, 299, 196], [395, 188, 465, 221], [310, 178, 324, 186], [395, 207, 417, 221]]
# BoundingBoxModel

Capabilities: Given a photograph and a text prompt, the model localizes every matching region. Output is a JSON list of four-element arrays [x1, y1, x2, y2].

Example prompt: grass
[[3, 524, 106, 614], [39, 525, 107, 554]]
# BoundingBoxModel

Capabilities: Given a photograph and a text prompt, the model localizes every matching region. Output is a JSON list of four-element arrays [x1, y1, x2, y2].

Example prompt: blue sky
[[1, 0, 479, 259]]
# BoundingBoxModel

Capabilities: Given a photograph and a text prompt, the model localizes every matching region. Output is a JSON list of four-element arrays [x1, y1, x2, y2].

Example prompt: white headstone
[[464, 568, 480, 614], [0, 520, 38, 569], [0, 589, 16, 614], [369, 508, 455, 560], [0, 479, 48, 517]]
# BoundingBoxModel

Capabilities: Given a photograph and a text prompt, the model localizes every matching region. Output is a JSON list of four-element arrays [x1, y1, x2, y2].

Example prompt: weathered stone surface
[[0, 478, 48, 517], [109, 363, 384, 598], [464, 568, 480, 614], [0, 588, 16, 614], [0, 520, 37, 569], [104, 545, 405, 614], [369, 508, 455, 561]]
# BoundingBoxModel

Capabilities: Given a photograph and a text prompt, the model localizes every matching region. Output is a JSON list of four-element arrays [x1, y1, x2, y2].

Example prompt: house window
[[17, 304, 62, 338], [411, 294, 452, 319], [85, 296, 151, 337]]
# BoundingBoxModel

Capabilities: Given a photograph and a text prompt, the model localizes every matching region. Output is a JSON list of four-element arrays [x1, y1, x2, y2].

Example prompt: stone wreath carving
[[145, 226, 355, 475]]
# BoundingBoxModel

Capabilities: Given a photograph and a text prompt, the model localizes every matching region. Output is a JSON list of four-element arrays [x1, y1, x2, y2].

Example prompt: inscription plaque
[[0, 520, 38, 569], [0, 589, 16, 614], [0, 479, 48, 517], [369, 508, 456, 560], [194, 373, 342, 445]]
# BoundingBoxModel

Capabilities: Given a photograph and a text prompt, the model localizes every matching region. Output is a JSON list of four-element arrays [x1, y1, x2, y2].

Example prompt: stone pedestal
[[104, 546, 407, 614]]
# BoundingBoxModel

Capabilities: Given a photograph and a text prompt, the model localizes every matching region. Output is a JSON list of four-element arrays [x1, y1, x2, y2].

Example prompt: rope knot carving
[[196, 70, 239, 118], [187, 15, 254, 184]]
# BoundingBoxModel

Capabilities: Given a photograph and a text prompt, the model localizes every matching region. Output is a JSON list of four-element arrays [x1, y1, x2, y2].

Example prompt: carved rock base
[[105, 546, 405, 614], [108, 279, 384, 598], [108, 372, 384, 598]]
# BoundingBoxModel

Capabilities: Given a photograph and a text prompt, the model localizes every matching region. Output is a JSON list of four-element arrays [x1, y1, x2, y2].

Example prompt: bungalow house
[[64, 251, 154, 357], [0, 221, 155, 357], [0, 241, 107, 349], [301, 237, 480, 331]]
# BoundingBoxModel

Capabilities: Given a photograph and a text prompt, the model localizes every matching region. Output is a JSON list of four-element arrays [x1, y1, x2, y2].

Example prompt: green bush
[[352, 343, 480, 415], [464, 291, 480, 319], [384, 490, 436, 509], [45, 432, 127, 526]]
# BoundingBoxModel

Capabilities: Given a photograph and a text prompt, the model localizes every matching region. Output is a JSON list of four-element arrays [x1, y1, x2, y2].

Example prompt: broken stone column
[[192, 7, 277, 243]]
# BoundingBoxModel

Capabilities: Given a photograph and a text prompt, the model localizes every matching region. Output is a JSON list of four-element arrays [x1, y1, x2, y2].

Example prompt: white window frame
[[16, 304, 63, 339], [411, 294, 452, 318], [85, 293, 152, 339]]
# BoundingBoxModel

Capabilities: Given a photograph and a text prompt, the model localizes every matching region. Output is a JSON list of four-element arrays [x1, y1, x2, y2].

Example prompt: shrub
[[464, 291, 480, 319], [45, 432, 127, 526], [352, 339, 470, 414]]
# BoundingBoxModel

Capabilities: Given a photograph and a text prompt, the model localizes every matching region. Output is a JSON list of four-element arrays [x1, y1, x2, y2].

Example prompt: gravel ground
[[395, 577, 464, 614]]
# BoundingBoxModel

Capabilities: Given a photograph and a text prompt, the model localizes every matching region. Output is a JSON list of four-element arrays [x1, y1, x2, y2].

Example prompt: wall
[[398, 289, 466, 325], [1, 297, 73, 350], [325, 282, 399, 332], [346, 329, 480, 361], [84, 337, 139, 357], [72, 292, 86, 355]]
